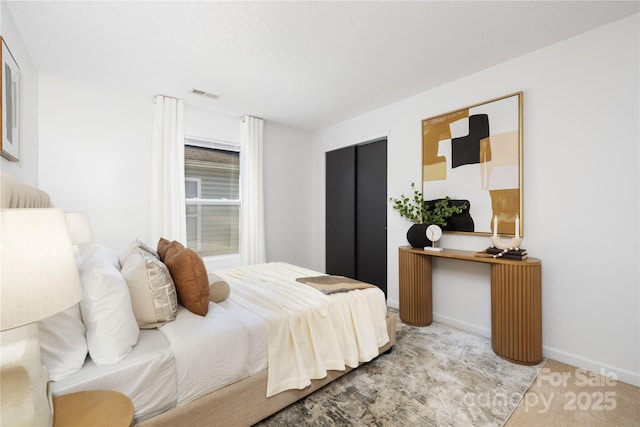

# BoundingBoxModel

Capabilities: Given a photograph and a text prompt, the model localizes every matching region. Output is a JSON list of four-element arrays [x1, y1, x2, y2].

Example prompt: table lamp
[[64, 211, 93, 246], [1, 208, 83, 427]]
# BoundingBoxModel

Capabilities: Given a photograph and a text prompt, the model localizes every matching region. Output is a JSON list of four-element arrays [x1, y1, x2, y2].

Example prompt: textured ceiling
[[6, 1, 639, 131]]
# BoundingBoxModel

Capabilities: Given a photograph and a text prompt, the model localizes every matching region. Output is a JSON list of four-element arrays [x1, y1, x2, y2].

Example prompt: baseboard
[[432, 313, 491, 338], [386, 303, 491, 338], [542, 345, 640, 387]]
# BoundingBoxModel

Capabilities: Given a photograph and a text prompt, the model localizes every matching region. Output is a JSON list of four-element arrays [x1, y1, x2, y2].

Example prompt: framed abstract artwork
[[1, 36, 20, 162], [422, 92, 523, 236]]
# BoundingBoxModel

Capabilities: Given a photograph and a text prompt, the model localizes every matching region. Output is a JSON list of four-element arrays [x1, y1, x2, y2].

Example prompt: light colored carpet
[[257, 313, 544, 426], [506, 359, 640, 427]]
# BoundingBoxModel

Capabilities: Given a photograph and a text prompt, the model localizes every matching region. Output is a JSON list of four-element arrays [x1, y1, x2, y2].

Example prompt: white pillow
[[121, 247, 178, 328], [80, 258, 139, 366], [119, 238, 159, 268], [38, 304, 88, 381], [79, 243, 120, 270]]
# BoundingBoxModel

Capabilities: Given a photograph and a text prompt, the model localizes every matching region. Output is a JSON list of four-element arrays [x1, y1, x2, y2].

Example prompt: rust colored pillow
[[164, 247, 209, 316], [157, 238, 182, 262], [164, 240, 186, 262]]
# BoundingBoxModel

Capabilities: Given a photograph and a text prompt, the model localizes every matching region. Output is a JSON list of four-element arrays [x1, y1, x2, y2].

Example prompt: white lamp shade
[[64, 211, 93, 245], [1, 208, 83, 331]]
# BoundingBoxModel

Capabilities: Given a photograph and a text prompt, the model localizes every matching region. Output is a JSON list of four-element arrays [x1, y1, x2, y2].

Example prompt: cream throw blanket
[[215, 262, 389, 397]]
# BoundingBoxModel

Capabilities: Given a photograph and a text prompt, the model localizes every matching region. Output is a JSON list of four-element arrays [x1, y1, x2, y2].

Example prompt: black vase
[[406, 224, 432, 248], [424, 198, 475, 232]]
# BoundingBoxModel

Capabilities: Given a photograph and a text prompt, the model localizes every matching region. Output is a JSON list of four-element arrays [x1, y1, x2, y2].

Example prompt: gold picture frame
[[422, 92, 523, 236], [1, 36, 20, 162]]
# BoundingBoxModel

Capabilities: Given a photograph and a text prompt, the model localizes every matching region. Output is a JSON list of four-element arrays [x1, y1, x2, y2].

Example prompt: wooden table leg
[[491, 263, 542, 364], [399, 249, 432, 326]]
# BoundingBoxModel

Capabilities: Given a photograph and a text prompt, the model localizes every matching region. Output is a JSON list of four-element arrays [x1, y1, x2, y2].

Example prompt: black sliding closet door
[[325, 139, 387, 296], [356, 140, 387, 294], [325, 146, 356, 279]]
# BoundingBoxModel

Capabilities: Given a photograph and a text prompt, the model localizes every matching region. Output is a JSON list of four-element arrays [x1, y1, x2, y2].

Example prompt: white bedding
[[50, 298, 267, 422], [51, 263, 388, 420], [216, 262, 390, 397], [158, 298, 267, 405], [50, 329, 176, 423]]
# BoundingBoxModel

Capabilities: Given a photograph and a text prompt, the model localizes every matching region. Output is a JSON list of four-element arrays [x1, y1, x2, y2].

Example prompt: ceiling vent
[[191, 89, 220, 100]]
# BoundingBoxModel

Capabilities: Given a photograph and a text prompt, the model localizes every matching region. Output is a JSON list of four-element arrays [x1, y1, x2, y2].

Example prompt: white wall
[[311, 15, 639, 386], [38, 75, 153, 254], [0, 2, 40, 185], [185, 104, 240, 144], [37, 76, 313, 266], [263, 122, 313, 268]]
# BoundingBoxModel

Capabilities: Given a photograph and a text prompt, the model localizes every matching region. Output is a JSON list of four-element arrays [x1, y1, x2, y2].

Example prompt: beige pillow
[[121, 247, 178, 328], [119, 238, 159, 267], [164, 246, 210, 316], [209, 274, 230, 303]]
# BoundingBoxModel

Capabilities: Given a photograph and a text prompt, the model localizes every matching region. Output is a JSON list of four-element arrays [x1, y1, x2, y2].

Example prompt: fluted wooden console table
[[399, 246, 542, 365]]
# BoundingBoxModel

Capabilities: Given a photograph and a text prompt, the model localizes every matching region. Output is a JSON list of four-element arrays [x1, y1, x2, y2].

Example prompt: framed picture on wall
[[422, 92, 523, 236], [1, 36, 20, 162]]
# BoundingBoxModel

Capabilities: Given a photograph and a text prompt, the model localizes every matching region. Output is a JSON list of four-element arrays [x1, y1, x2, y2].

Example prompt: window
[[184, 138, 240, 257]]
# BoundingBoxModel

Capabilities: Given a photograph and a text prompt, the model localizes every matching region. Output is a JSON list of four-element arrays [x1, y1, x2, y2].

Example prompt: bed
[[0, 173, 396, 426]]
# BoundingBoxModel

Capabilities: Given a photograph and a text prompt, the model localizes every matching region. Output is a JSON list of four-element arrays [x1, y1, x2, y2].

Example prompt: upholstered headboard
[[1, 174, 52, 208]]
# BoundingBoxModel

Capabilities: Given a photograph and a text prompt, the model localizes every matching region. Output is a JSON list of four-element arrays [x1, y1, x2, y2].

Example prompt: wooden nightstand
[[53, 390, 134, 427]]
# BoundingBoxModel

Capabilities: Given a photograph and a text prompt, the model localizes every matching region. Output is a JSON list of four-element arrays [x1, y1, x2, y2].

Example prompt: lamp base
[[423, 246, 444, 252], [1, 323, 53, 427]]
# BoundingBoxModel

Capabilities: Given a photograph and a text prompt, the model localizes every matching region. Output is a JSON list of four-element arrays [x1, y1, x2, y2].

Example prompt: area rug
[[257, 312, 545, 426]]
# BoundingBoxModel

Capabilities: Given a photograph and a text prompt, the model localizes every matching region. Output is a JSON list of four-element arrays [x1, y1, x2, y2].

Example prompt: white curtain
[[150, 95, 186, 244], [240, 116, 266, 265]]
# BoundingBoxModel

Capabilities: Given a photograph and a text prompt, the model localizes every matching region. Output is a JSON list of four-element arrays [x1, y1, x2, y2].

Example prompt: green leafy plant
[[390, 182, 467, 226]]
